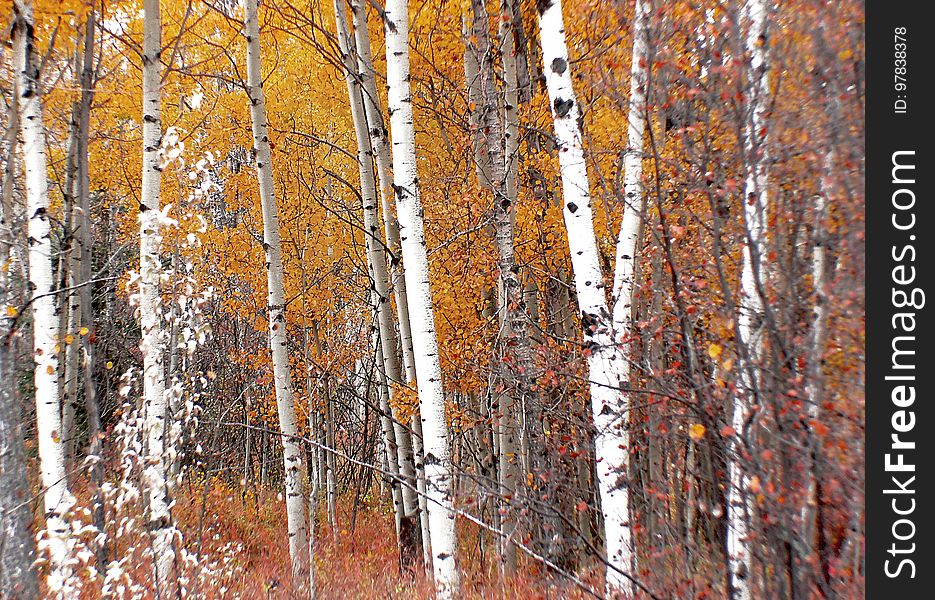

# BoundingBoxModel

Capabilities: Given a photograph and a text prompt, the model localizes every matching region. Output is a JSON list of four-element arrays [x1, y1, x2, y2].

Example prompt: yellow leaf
[[106, 361, 114, 370], [79, 326, 89, 336], [707, 343, 722, 360], [688, 423, 705, 442], [749, 475, 762, 494], [46, 365, 55, 375], [65, 334, 75, 345], [5, 305, 17, 317]]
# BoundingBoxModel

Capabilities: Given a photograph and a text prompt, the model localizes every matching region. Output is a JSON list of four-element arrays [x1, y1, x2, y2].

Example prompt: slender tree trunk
[[606, 0, 651, 580], [536, 0, 640, 593], [802, 155, 833, 590], [353, 0, 429, 570], [383, 0, 460, 594], [0, 330, 39, 599], [466, 0, 536, 570], [139, 0, 180, 596], [241, 0, 310, 582], [308, 448, 319, 600], [1, 55, 20, 278], [727, 2, 772, 597], [333, 0, 422, 566], [348, 4, 432, 563], [349, 0, 417, 381], [13, 2, 79, 596], [0, 75, 38, 594], [463, 10, 493, 193], [610, 0, 650, 347], [60, 89, 80, 473]]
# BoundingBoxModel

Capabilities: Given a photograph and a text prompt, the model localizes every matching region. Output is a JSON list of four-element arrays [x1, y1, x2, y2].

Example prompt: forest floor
[[64, 477, 601, 599]]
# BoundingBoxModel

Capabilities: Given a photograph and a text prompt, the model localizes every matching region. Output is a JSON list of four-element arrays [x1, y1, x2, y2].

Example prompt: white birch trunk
[[802, 157, 831, 547], [536, 0, 635, 593], [383, 0, 459, 594], [241, 0, 310, 582], [139, 1, 180, 595], [1, 58, 19, 276], [334, 0, 420, 523], [1, 39, 39, 596], [727, 1, 771, 597], [462, 11, 493, 193], [610, 0, 649, 336], [499, 0, 520, 216], [349, 0, 418, 381], [60, 95, 80, 471], [13, 2, 79, 596], [347, 5, 431, 561], [334, 5, 427, 568]]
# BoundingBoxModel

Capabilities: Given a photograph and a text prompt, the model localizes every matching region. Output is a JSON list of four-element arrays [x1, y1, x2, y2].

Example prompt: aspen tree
[[241, 0, 311, 582], [727, 1, 772, 596], [139, 0, 181, 594], [332, 0, 422, 565], [383, 0, 460, 593], [535, 0, 651, 593], [348, 1, 432, 563], [13, 0, 78, 595], [0, 60, 38, 595]]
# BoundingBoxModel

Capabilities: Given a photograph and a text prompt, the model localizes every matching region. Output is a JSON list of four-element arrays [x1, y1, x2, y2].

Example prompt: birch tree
[[333, 0, 422, 565], [75, 11, 106, 566], [241, 0, 310, 582], [726, 1, 772, 596], [12, 1, 79, 595], [139, 0, 180, 594], [383, 0, 459, 593], [535, 0, 651, 593], [464, 0, 539, 567], [348, 0, 432, 564], [0, 321, 38, 598], [0, 84, 38, 596]]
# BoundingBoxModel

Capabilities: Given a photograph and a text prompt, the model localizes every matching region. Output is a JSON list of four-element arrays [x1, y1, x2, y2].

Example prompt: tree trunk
[[727, 1, 772, 597], [0, 71, 37, 592], [241, 0, 310, 583], [13, 1, 79, 595], [347, 4, 431, 564], [535, 0, 640, 593], [0, 35, 38, 596], [334, 0, 420, 530], [349, 0, 418, 381], [383, 0, 460, 595], [60, 89, 80, 474], [139, 0, 180, 595]]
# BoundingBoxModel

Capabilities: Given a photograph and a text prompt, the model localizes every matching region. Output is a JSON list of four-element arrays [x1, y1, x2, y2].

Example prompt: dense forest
[[1, 0, 864, 597]]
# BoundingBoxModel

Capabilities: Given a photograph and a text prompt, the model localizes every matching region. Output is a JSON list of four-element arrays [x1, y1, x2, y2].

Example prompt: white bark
[[241, 0, 310, 582], [349, 0, 417, 381], [727, 1, 771, 597], [60, 96, 80, 471], [334, 0, 419, 523], [462, 11, 492, 193], [383, 0, 459, 594], [802, 155, 832, 547], [536, 0, 638, 593], [139, 0, 179, 595], [348, 3, 431, 562], [610, 0, 650, 335], [499, 0, 520, 215], [1, 37, 39, 596], [13, 1, 79, 596]]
